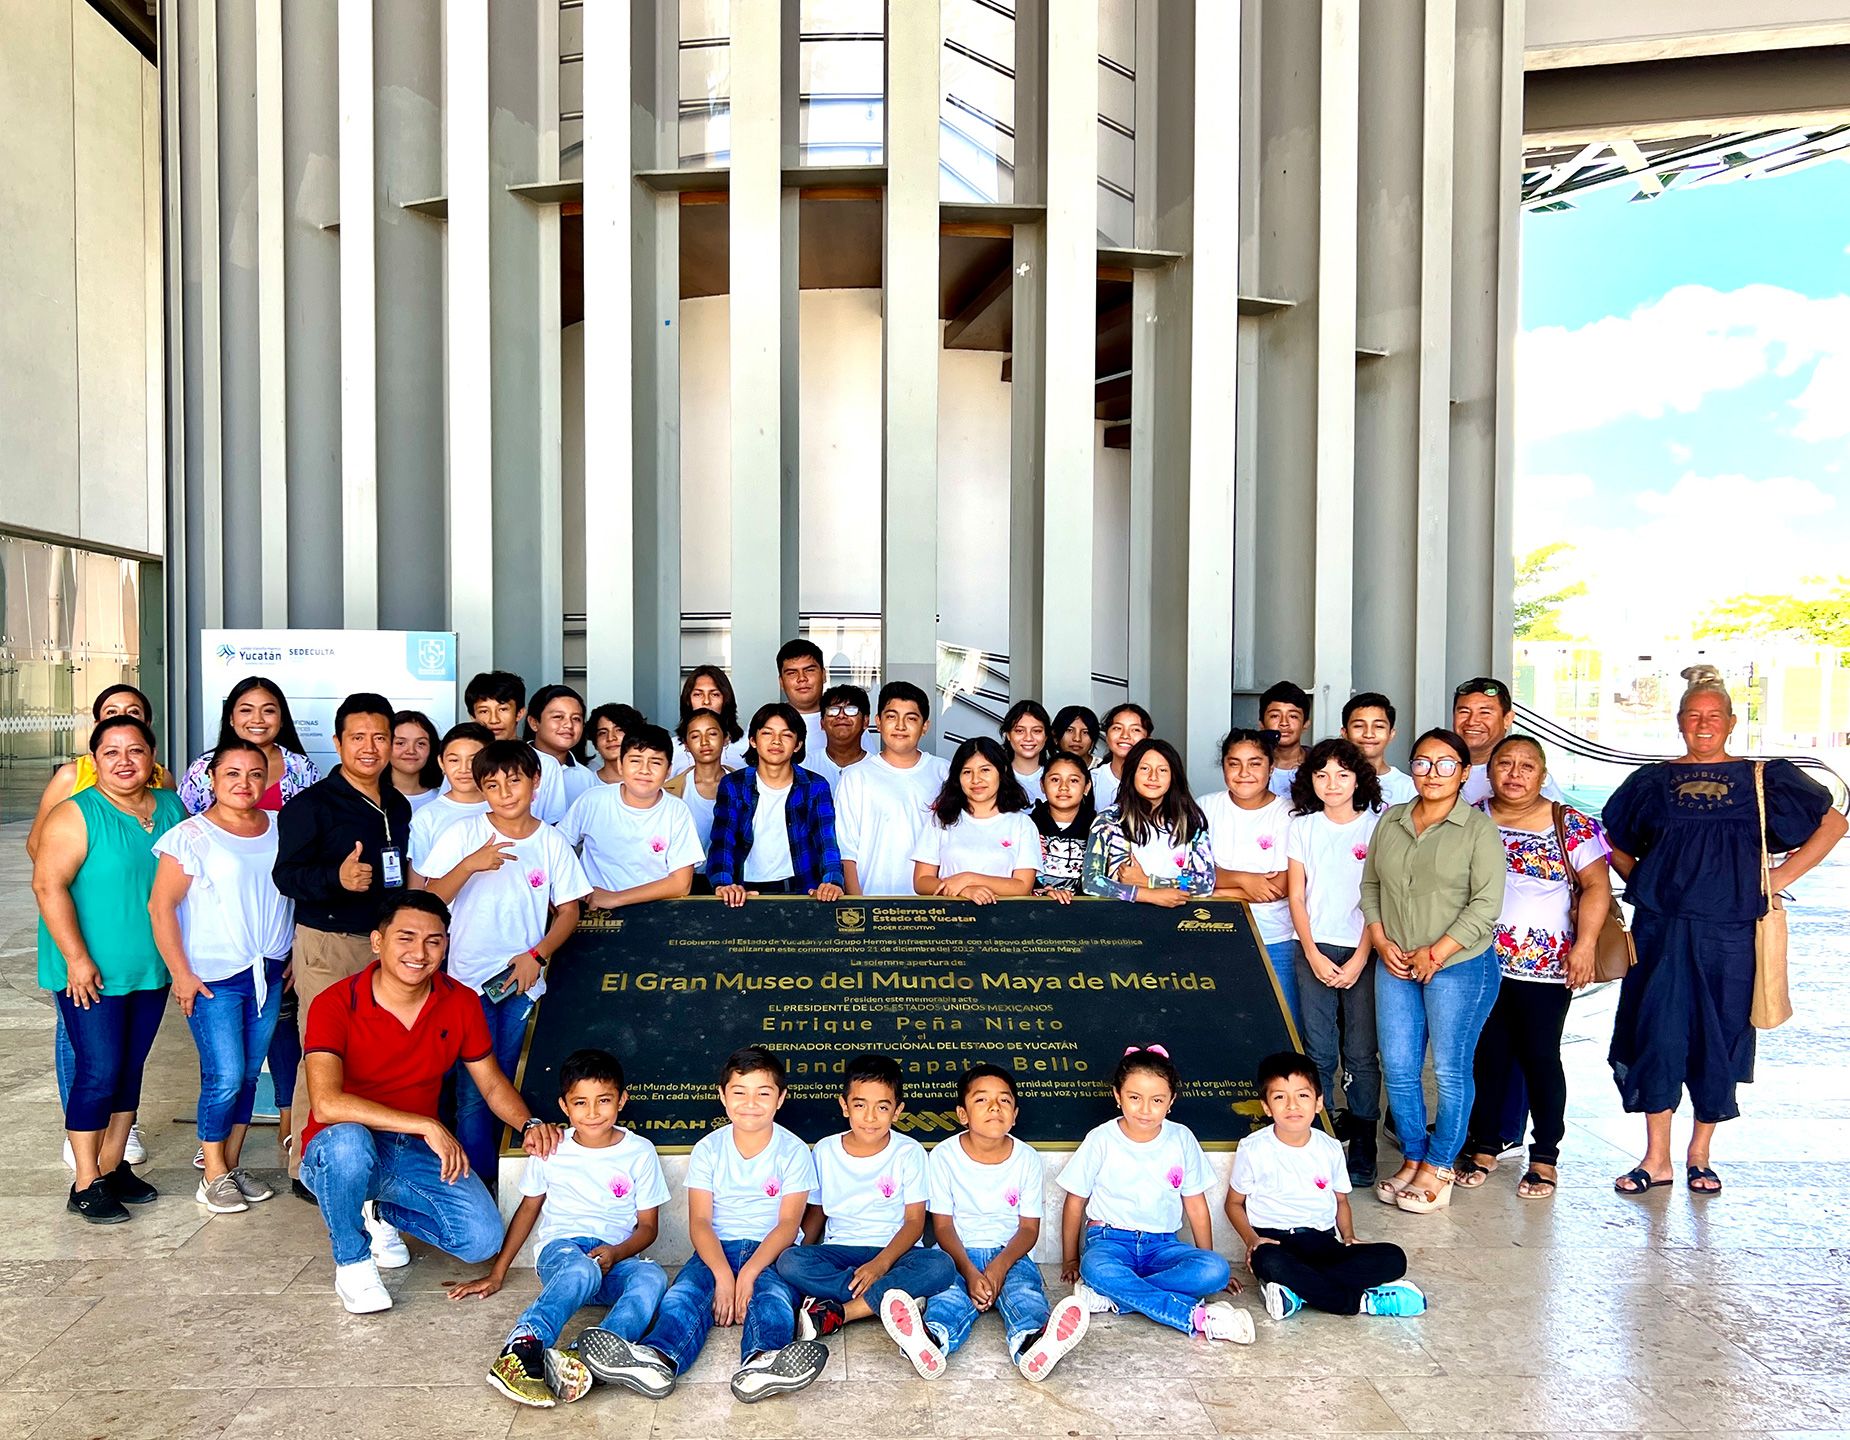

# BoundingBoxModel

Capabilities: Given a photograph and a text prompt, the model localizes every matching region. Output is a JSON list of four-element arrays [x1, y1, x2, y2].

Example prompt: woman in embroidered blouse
[[178, 676, 320, 814], [1455, 735, 1612, 1199], [1603, 668, 1843, 1197], [1082, 738, 1215, 905]]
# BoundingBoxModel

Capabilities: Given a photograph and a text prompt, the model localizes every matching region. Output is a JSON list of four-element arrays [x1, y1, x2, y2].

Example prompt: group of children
[[451, 1042, 1424, 1410]]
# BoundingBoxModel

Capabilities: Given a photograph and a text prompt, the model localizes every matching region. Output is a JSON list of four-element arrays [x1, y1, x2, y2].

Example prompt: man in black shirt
[[274, 692, 412, 1181]]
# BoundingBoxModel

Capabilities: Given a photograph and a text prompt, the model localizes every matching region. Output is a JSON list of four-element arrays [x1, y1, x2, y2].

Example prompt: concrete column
[[217, 0, 260, 624], [254, 0, 288, 625], [1007, 0, 1048, 701], [337, 0, 378, 628], [1415, 0, 1458, 727], [444, 0, 493, 679], [729, 0, 801, 696], [881, 0, 941, 697]]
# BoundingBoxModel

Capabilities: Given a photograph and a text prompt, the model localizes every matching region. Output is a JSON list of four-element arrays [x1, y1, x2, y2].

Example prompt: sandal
[[1453, 1155, 1494, 1190], [1517, 1168, 1557, 1199], [1375, 1171, 1416, 1206], [1395, 1168, 1455, 1213], [1613, 1166, 1672, 1195], [1686, 1164, 1722, 1195]]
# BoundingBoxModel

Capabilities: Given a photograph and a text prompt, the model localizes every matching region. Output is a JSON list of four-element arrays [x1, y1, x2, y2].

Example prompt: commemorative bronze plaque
[[515, 897, 1298, 1151]]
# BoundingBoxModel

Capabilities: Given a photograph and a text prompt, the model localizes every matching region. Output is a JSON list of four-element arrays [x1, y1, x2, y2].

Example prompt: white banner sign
[[199, 629, 459, 776]]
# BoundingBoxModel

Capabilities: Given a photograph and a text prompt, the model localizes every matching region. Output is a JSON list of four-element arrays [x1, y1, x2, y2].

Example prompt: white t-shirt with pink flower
[[686, 1122, 818, 1243], [415, 814, 592, 998], [1284, 808, 1382, 947], [1200, 790, 1293, 944], [927, 1133, 1045, 1251], [521, 1128, 671, 1249], [1229, 1124, 1349, 1231], [812, 1131, 929, 1247], [558, 782, 704, 892], [1058, 1118, 1214, 1235], [911, 810, 1041, 881]]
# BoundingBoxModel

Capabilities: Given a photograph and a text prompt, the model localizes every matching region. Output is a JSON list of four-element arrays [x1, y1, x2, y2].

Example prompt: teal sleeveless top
[[38, 786, 187, 993]]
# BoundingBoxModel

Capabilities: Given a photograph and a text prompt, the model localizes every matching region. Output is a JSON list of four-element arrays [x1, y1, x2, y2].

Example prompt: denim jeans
[[1376, 946, 1500, 1168], [54, 1011, 75, 1111], [267, 987, 300, 1109], [509, 1237, 669, 1349], [56, 988, 167, 1131], [1078, 1225, 1231, 1334], [300, 1122, 505, 1267], [774, 1242, 957, 1312], [922, 1245, 1049, 1354], [185, 959, 285, 1142], [454, 991, 535, 1184], [641, 1238, 800, 1372], [1259, 937, 1304, 1035], [1287, 941, 1381, 1122]]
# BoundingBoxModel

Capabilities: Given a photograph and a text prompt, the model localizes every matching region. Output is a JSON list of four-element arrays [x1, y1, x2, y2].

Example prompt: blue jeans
[[56, 988, 167, 1131], [641, 1238, 799, 1372], [774, 1242, 957, 1312], [300, 1122, 505, 1267], [1260, 938, 1304, 1036], [1286, 940, 1381, 1122], [922, 1244, 1049, 1354], [454, 991, 534, 1184], [1078, 1225, 1231, 1334], [268, 987, 300, 1109], [185, 959, 285, 1142], [54, 1011, 75, 1111], [1376, 946, 1500, 1167], [510, 1237, 669, 1349]]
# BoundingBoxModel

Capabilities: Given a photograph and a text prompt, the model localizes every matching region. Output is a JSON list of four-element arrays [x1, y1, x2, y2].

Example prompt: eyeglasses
[[823, 704, 862, 719], [1410, 756, 1464, 777]]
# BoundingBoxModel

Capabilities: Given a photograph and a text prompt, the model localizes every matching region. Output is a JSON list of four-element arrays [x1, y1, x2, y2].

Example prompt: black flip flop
[[1686, 1164, 1722, 1195], [1517, 1169, 1557, 1199], [1613, 1166, 1672, 1195]]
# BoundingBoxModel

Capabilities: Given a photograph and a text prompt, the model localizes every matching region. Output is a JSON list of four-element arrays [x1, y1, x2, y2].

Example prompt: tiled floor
[[2, 819, 1848, 1437]]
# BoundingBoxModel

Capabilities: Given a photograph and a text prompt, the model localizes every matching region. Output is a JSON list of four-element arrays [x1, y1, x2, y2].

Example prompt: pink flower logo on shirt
[[1173, 850, 1187, 868], [1351, 844, 1368, 862], [1000, 838, 1013, 850], [1004, 1186, 1020, 1208], [527, 868, 546, 889], [1257, 835, 1274, 851], [650, 837, 666, 854], [764, 1179, 781, 1199], [609, 1174, 632, 1200], [1166, 1166, 1185, 1189], [878, 1175, 896, 1199], [1314, 1176, 1329, 1190]]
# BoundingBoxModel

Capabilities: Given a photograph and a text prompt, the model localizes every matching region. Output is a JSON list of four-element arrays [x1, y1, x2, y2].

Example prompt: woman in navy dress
[[1604, 669, 1844, 1196]]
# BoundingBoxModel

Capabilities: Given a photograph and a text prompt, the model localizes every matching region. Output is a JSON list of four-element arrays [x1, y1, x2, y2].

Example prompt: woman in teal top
[[32, 715, 187, 1224]]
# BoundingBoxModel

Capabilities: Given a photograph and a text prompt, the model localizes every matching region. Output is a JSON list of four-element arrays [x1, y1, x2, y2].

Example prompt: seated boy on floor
[[892, 1064, 1088, 1382], [1224, 1050, 1426, 1321], [774, 1054, 955, 1372], [614, 1046, 830, 1403], [447, 1047, 672, 1409]]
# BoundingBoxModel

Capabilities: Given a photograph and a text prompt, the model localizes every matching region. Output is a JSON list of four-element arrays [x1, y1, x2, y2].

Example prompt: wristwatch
[[521, 1117, 544, 1133]]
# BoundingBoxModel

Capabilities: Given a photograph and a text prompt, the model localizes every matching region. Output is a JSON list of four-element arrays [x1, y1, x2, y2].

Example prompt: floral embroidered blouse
[[179, 747, 321, 815], [1080, 806, 1216, 902], [1475, 800, 1612, 983]]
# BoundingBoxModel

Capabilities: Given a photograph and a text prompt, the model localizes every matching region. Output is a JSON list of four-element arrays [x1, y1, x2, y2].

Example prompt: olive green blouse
[[1360, 798, 1506, 968]]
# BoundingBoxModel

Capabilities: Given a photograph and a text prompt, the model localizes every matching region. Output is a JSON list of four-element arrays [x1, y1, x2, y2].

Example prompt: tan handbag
[[1553, 803, 1635, 983], [1751, 761, 1793, 1030]]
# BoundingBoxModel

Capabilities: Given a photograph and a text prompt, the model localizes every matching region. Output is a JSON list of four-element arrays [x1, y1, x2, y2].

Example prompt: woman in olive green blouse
[[1360, 728, 1507, 1214]]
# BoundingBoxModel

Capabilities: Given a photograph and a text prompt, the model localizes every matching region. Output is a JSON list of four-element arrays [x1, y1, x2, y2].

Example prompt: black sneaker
[[796, 1296, 846, 1341], [575, 1328, 676, 1398], [67, 1179, 130, 1225], [290, 1177, 317, 1203], [104, 1162, 158, 1205], [1347, 1126, 1378, 1186], [729, 1340, 829, 1403]]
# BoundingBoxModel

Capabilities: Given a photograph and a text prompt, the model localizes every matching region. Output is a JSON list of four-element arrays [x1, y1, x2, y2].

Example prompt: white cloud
[[1518, 284, 1850, 445], [1668, 441, 1693, 463]]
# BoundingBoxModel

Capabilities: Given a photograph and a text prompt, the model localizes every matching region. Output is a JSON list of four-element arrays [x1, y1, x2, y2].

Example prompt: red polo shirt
[[302, 962, 492, 1150]]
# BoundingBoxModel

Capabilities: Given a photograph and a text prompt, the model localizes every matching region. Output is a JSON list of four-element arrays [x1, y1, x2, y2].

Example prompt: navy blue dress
[[1602, 759, 1831, 1122]]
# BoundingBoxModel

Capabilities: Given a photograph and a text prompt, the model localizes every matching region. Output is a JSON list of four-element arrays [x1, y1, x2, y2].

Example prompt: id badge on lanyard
[[380, 845, 404, 888]]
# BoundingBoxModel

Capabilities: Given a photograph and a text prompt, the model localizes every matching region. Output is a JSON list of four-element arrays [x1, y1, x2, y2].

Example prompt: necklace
[[102, 789, 156, 832]]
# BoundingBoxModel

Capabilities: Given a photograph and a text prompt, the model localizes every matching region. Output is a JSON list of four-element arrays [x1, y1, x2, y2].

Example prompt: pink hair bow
[[1123, 1044, 1170, 1058]]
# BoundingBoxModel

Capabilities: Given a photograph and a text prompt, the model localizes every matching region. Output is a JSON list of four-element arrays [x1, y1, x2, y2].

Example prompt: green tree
[[1696, 579, 1850, 649], [1513, 542, 1587, 640]]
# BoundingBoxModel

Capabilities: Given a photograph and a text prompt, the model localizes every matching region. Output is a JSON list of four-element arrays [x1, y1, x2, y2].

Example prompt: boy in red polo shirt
[[300, 891, 564, 1320]]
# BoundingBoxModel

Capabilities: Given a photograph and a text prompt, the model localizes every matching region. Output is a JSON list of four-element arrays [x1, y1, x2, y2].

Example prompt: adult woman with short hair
[[1361, 728, 1506, 1214], [1457, 734, 1613, 1199], [1605, 668, 1844, 1196], [32, 716, 188, 1222], [151, 738, 296, 1213]]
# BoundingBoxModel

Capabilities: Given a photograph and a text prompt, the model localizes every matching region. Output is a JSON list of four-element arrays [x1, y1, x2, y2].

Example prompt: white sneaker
[[1193, 1300, 1256, 1345], [333, 1258, 393, 1314], [62, 1138, 75, 1171], [124, 1124, 147, 1165], [879, 1289, 946, 1380], [362, 1200, 411, 1268], [1016, 1295, 1089, 1382], [1071, 1279, 1118, 1315]]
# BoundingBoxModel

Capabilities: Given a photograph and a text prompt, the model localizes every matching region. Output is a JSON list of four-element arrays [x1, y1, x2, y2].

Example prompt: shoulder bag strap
[[1754, 761, 1771, 901], [1551, 801, 1582, 900]]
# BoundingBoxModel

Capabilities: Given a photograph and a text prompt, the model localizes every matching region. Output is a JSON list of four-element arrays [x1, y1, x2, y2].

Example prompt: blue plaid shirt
[[705, 766, 844, 890]]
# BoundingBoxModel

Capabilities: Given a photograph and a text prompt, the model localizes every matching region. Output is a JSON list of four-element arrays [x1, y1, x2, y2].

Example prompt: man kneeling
[[300, 890, 562, 1314]]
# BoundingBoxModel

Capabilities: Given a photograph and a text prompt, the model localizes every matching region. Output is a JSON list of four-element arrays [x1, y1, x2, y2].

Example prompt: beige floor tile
[[56, 1253, 313, 1297], [24, 1387, 253, 1440], [1633, 1373, 1850, 1431], [926, 1373, 1216, 1435], [506, 1387, 655, 1436], [220, 1384, 517, 1439], [0, 1297, 98, 1377], [1658, 1283, 1850, 1373], [0, 1261, 82, 1298], [648, 1375, 934, 1438], [1192, 1376, 1406, 1433], [1371, 1374, 1685, 1433], [0, 1390, 69, 1438], [0, 1195, 211, 1262]]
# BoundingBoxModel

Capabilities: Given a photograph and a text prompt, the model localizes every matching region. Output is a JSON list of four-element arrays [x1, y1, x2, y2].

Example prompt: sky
[[1516, 156, 1850, 646]]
